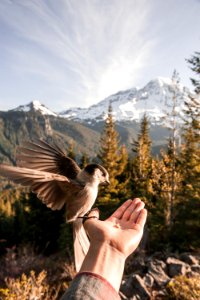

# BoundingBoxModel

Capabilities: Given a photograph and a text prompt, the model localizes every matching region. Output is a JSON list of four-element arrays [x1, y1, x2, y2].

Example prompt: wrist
[[80, 240, 126, 291]]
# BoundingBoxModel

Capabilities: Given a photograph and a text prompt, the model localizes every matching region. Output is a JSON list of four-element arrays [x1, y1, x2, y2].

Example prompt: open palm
[[84, 198, 147, 259]]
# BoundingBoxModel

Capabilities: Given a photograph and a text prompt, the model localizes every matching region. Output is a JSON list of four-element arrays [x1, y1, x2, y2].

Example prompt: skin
[[80, 198, 147, 291]]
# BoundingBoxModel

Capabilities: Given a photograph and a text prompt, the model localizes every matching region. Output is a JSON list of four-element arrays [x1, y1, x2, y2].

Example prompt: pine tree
[[116, 144, 131, 199], [169, 52, 200, 251], [131, 113, 152, 199], [80, 152, 89, 168], [186, 51, 200, 94], [160, 70, 182, 229], [67, 141, 76, 161], [98, 104, 128, 201], [180, 53, 200, 199], [156, 141, 182, 228], [180, 103, 200, 198]]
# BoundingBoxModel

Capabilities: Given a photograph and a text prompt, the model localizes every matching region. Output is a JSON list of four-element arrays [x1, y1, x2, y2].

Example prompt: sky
[[0, 0, 200, 113]]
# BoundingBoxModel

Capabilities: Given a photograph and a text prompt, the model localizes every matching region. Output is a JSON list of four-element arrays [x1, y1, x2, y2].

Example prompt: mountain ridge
[[0, 77, 190, 165], [10, 77, 191, 125], [59, 77, 191, 123]]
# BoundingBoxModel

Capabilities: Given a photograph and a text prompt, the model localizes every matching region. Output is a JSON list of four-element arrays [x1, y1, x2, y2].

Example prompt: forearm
[[80, 241, 126, 292], [61, 200, 147, 299]]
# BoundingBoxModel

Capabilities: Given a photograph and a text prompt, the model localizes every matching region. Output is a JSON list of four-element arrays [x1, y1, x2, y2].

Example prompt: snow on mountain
[[10, 78, 191, 124], [12, 100, 57, 117], [60, 77, 191, 123]]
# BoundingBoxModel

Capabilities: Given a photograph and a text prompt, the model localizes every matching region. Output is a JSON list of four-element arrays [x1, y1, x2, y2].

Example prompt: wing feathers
[[0, 165, 67, 183], [0, 164, 71, 210], [22, 139, 65, 156], [0, 164, 84, 211], [16, 139, 81, 179], [0, 139, 84, 214]]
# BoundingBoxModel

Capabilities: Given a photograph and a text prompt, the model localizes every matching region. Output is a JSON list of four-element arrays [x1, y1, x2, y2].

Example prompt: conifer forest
[[0, 53, 199, 299]]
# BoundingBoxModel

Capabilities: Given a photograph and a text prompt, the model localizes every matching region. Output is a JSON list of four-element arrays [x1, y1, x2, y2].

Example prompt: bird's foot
[[78, 207, 99, 223]]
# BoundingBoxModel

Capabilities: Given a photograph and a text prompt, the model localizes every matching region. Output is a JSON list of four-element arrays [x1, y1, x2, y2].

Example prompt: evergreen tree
[[98, 104, 128, 201], [131, 113, 152, 199], [154, 141, 182, 228], [160, 70, 182, 229], [180, 53, 200, 199], [149, 145, 183, 250], [116, 144, 131, 199], [24, 192, 65, 254], [180, 102, 200, 199], [80, 152, 89, 169], [186, 51, 200, 94], [67, 141, 76, 161], [171, 93, 200, 250]]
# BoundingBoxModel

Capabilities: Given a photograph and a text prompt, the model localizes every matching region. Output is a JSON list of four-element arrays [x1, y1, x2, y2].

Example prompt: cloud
[[1, 0, 199, 111], [0, 0, 156, 109]]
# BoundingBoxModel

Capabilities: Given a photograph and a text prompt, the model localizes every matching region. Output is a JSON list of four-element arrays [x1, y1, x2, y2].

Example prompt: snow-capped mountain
[[11, 100, 57, 117], [60, 77, 191, 123], [10, 78, 191, 124], [2, 77, 190, 163]]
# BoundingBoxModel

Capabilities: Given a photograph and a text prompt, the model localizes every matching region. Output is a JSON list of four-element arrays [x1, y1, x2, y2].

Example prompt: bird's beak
[[101, 180, 110, 186]]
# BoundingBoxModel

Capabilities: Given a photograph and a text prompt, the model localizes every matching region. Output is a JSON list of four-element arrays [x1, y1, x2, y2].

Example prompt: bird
[[0, 139, 110, 271]]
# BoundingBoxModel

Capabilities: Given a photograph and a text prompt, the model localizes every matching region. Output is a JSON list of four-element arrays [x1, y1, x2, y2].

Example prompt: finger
[[129, 201, 145, 222], [136, 208, 147, 228], [122, 198, 141, 221], [110, 199, 133, 219]]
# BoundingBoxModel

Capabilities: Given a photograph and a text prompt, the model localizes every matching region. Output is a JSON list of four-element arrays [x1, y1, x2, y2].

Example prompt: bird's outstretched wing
[[17, 139, 81, 179], [0, 164, 82, 211]]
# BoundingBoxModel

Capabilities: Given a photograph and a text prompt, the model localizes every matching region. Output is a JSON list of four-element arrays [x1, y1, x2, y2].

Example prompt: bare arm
[[81, 198, 147, 291]]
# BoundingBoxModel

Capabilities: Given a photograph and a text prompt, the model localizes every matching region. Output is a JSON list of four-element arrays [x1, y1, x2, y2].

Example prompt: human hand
[[84, 198, 147, 259]]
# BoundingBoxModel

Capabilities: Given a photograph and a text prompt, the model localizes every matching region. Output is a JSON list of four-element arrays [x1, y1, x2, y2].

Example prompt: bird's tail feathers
[[73, 219, 90, 272]]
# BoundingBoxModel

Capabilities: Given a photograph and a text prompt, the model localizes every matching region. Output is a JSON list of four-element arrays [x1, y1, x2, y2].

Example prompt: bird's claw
[[78, 207, 100, 223]]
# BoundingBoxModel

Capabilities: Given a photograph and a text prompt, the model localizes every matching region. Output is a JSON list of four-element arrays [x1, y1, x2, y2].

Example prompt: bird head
[[80, 164, 110, 186]]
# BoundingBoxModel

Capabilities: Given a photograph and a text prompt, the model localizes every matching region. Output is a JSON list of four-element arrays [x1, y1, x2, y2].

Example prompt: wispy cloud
[[0, 0, 199, 111], [0, 0, 155, 109]]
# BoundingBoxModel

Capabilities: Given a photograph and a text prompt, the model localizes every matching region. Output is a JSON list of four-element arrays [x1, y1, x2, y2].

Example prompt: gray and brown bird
[[0, 139, 109, 271]]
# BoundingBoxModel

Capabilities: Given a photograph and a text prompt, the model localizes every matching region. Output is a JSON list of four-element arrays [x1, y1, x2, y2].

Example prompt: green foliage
[[180, 96, 200, 200], [20, 193, 66, 254], [79, 152, 90, 168], [0, 190, 67, 255], [170, 197, 200, 251], [67, 141, 76, 160], [58, 222, 73, 254], [166, 275, 200, 300]]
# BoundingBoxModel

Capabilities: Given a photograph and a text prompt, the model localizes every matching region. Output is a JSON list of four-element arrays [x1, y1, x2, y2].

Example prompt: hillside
[[0, 110, 100, 164]]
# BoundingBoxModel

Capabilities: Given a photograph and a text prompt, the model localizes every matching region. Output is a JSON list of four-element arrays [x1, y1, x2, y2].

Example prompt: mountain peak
[[12, 100, 57, 117], [7, 77, 191, 124], [60, 77, 191, 123]]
